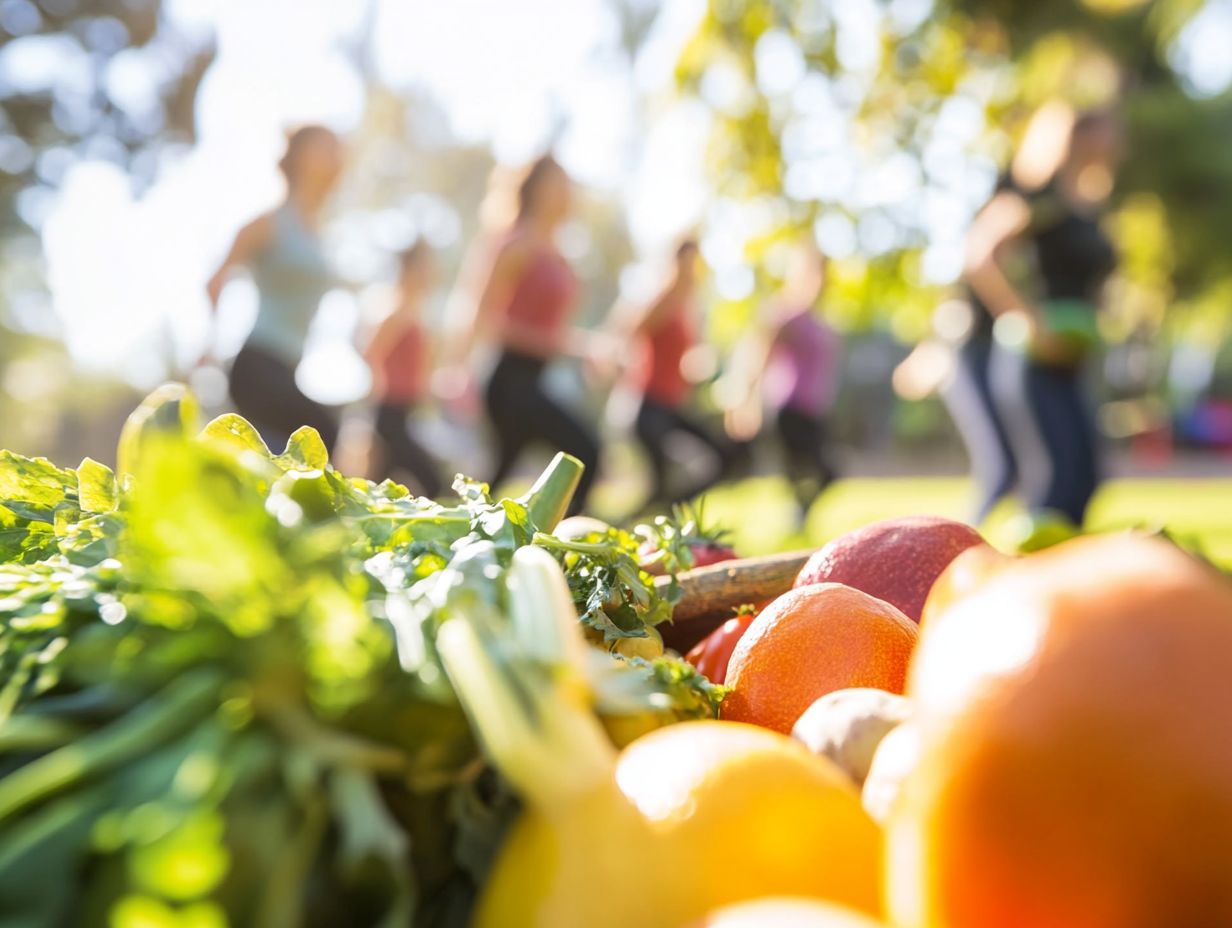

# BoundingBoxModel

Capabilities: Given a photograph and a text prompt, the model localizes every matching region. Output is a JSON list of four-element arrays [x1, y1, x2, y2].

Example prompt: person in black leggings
[[725, 239, 842, 521], [992, 349, 1101, 524], [452, 156, 604, 513], [634, 400, 734, 508], [206, 126, 344, 452], [966, 104, 1121, 526], [624, 240, 735, 510], [943, 300, 1020, 524], [484, 350, 600, 502], [226, 347, 340, 451]]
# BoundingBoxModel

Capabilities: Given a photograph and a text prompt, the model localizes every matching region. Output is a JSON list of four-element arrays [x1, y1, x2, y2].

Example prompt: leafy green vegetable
[[0, 386, 703, 928], [534, 529, 678, 643], [633, 500, 730, 575], [627, 655, 728, 719]]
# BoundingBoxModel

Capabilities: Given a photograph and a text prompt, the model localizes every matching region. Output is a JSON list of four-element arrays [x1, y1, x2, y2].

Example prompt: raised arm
[[964, 190, 1034, 320], [721, 313, 779, 441], [206, 215, 274, 309], [594, 282, 678, 368], [444, 237, 528, 364]]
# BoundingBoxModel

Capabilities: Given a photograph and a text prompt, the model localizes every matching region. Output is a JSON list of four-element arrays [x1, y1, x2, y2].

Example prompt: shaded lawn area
[[695, 476, 1232, 569]]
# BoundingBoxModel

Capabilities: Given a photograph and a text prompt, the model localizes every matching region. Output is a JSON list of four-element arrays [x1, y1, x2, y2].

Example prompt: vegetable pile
[[0, 386, 718, 928], [8, 389, 1232, 928]]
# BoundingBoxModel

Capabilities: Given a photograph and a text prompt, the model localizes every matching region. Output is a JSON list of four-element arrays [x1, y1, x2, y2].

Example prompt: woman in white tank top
[[205, 125, 343, 451]]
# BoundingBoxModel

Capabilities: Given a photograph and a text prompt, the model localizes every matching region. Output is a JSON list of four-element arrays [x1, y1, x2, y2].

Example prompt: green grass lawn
[[694, 476, 1232, 568]]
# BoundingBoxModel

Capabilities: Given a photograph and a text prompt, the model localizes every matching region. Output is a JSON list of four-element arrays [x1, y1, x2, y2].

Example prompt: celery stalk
[[0, 669, 223, 823], [521, 452, 583, 532], [441, 601, 620, 808], [507, 545, 591, 671]]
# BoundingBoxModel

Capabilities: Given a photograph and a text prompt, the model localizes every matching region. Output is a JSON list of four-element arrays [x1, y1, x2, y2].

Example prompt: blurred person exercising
[[434, 163, 521, 416], [727, 239, 842, 520], [206, 125, 343, 451], [365, 241, 443, 497], [894, 292, 1016, 525], [966, 103, 1121, 528], [625, 239, 736, 510], [948, 173, 1024, 524], [454, 155, 603, 513]]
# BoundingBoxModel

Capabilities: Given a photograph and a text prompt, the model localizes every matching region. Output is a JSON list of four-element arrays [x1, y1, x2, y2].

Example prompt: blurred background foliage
[[675, 0, 1232, 352], [0, 0, 210, 235], [0, 0, 213, 456], [0, 0, 1229, 470]]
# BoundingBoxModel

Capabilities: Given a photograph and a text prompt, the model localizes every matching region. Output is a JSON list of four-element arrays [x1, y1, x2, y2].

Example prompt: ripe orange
[[917, 543, 1011, 628], [476, 718, 883, 928], [889, 534, 1232, 928], [618, 720, 883, 920], [696, 897, 887, 927], [723, 584, 919, 734]]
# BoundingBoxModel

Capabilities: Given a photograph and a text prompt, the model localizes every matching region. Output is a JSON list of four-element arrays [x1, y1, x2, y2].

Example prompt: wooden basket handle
[[655, 549, 812, 652]]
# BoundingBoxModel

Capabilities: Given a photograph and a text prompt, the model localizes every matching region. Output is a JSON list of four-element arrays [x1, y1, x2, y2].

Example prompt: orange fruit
[[696, 897, 887, 926], [723, 584, 919, 734], [889, 534, 1232, 928], [618, 721, 883, 920], [917, 543, 1011, 628], [475, 718, 883, 928]]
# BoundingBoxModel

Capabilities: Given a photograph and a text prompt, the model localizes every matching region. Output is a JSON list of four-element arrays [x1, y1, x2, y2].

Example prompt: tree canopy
[[0, 0, 212, 235], [677, 0, 1232, 343]]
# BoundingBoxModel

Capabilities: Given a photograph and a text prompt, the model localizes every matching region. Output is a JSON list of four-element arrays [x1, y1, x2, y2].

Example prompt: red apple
[[795, 516, 987, 623]]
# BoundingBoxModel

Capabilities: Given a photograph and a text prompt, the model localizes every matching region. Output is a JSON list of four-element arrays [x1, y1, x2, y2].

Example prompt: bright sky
[[1170, 0, 1232, 97], [34, 0, 710, 402], [12, 0, 1230, 400]]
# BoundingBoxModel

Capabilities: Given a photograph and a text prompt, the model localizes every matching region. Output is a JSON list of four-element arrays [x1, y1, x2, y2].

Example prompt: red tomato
[[688, 540, 738, 569], [685, 610, 759, 685]]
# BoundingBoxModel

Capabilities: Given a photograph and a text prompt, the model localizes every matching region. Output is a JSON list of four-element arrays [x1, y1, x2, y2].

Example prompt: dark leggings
[[942, 336, 1018, 523], [229, 344, 339, 453], [373, 403, 442, 498], [775, 405, 837, 513], [634, 396, 734, 509], [484, 350, 600, 515], [992, 345, 1100, 525]]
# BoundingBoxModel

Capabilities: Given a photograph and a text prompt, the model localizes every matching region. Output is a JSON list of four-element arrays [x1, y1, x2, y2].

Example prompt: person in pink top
[[454, 155, 605, 512], [726, 239, 842, 519], [365, 241, 443, 497]]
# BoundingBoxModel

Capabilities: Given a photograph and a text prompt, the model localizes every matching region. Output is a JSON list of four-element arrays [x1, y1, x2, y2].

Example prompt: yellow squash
[[438, 547, 882, 928]]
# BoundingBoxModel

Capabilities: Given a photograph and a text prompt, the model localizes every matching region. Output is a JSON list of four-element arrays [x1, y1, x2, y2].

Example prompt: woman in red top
[[458, 155, 602, 512], [630, 239, 735, 510], [366, 241, 443, 497]]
